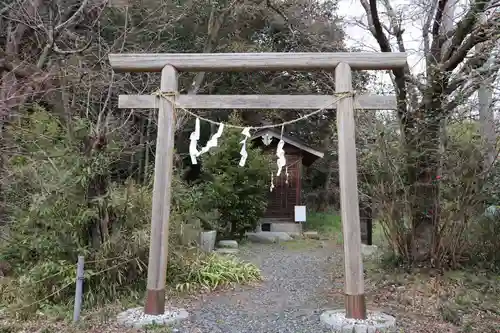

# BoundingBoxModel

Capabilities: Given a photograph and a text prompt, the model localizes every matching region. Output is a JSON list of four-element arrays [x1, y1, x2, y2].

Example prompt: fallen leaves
[[364, 265, 500, 333]]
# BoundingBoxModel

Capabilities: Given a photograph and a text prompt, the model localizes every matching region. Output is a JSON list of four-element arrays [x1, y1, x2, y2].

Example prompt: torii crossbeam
[[108, 52, 407, 318]]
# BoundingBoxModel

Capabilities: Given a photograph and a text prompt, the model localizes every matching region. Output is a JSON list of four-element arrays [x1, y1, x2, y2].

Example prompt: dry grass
[[0, 300, 169, 333], [364, 262, 500, 332], [321, 236, 500, 333], [279, 238, 338, 251], [0, 290, 211, 333], [347, 223, 500, 332]]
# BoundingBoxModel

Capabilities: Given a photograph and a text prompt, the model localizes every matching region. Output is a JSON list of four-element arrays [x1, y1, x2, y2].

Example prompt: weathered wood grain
[[144, 65, 177, 315], [109, 52, 407, 72], [336, 62, 366, 319], [118, 94, 397, 110]]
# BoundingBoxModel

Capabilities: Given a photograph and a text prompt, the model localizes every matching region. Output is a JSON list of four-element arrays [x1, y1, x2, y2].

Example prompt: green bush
[[304, 209, 342, 239], [200, 119, 272, 239], [467, 216, 500, 271], [169, 252, 261, 292], [0, 108, 261, 316], [0, 106, 153, 314], [455, 129, 500, 270]]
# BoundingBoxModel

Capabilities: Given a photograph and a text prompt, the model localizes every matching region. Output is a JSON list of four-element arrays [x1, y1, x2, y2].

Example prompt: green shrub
[[200, 118, 271, 239], [0, 108, 151, 313], [0, 108, 262, 316], [170, 252, 261, 292], [0, 177, 153, 315], [465, 160, 500, 271], [304, 209, 341, 239], [467, 213, 500, 271]]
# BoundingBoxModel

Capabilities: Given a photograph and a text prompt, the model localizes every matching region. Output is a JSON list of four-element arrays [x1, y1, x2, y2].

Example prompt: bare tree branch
[[55, 0, 90, 32], [53, 38, 93, 54], [441, 12, 500, 71], [380, 0, 405, 52], [363, 0, 409, 126], [266, 0, 291, 29], [0, 1, 17, 16], [423, 0, 439, 64], [359, 0, 376, 35], [187, 0, 242, 96], [441, 0, 491, 64]]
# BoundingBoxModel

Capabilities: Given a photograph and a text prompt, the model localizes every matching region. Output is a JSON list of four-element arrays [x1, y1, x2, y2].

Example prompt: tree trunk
[[85, 134, 110, 249], [404, 92, 443, 264], [476, 42, 496, 169], [0, 119, 6, 226]]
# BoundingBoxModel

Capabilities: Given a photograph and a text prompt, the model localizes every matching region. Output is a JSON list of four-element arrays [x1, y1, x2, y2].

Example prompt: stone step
[[217, 240, 238, 248], [214, 248, 239, 255], [246, 232, 293, 243], [303, 231, 320, 239]]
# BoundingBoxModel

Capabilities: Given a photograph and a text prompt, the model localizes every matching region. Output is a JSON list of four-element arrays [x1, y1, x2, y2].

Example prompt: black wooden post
[[359, 198, 373, 245]]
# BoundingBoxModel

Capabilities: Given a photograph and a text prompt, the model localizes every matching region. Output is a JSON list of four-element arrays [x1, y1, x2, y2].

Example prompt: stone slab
[[246, 232, 292, 243], [117, 307, 189, 328], [218, 240, 238, 248], [303, 231, 320, 239], [200, 230, 217, 252], [361, 244, 379, 257], [214, 248, 239, 255], [320, 309, 396, 332]]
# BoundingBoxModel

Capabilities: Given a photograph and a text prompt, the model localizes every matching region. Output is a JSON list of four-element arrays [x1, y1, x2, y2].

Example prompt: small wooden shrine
[[251, 129, 324, 220]]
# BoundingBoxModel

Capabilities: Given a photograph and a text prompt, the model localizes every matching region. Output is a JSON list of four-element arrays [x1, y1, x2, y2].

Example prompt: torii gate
[[108, 52, 406, 319]]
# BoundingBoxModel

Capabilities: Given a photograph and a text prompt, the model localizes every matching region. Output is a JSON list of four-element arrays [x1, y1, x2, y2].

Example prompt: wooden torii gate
[[108, 52, 406, 318]]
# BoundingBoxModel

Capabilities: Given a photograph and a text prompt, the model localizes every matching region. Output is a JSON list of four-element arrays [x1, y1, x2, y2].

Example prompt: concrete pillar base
[[320, 309, 396, 332]]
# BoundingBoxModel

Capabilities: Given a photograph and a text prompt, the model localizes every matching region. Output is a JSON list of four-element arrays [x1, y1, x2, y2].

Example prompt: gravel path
[[175, 242, 343, 333]]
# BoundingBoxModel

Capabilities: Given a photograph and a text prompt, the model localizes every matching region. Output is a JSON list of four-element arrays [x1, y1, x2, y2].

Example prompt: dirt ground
[[328, 248, 500, 332]]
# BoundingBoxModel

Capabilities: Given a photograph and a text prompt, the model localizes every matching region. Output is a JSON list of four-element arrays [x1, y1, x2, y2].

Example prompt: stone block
[[214, 248, 239, 255], [246, 232, 292, 243], [320, 309, 396, 332], [218, 240, 238, 248], [117, 307, 189, 328], [361, 244, 379, 257], [303, 231, 320, 239], [200, 230, 217, 252]]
